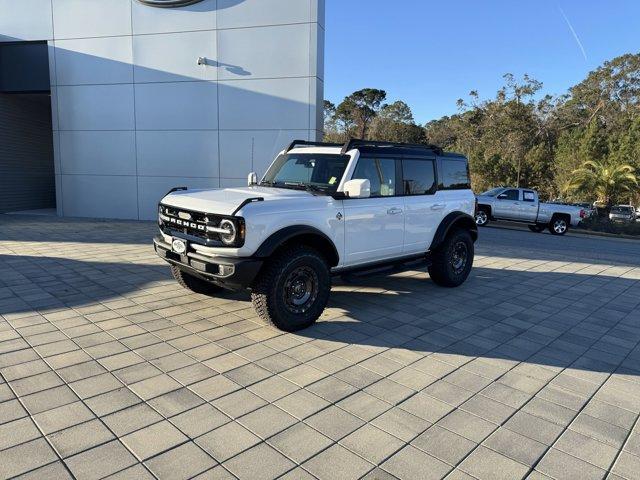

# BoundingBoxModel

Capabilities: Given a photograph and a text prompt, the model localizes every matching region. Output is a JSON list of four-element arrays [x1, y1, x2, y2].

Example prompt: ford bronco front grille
[[159, 205, 223, 244]]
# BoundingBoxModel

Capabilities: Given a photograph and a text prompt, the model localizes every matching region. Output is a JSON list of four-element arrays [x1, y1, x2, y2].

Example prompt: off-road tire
[[528, 224, 545, 233], [251, 246, 331, 332], [549, 215, 569, 236], [428, 229, 474, 288], [171, 265, 222, 295]]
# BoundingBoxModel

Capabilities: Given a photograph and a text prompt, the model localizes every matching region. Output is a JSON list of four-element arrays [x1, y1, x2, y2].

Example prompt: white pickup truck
[[154, 139, 477, 331], [475, 187, 586, 235]]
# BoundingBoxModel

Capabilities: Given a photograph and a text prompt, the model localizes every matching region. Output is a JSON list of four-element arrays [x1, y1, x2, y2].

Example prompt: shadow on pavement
[[1, 253, 638, 377]]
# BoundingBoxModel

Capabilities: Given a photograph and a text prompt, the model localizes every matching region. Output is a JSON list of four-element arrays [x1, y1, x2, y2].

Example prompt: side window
[[439, 159, 470, 190], [403, 159, 436, 195], [352, 157, 397, 197], [523, 191, 536, 202], [499, 189, 520, 201]]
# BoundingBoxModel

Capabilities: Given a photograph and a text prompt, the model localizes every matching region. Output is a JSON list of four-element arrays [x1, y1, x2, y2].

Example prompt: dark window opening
[[500, 189, 520, 201], [403, 159, 436, 195], [439, 159, 470, 190], [352, 157, 397, 197]]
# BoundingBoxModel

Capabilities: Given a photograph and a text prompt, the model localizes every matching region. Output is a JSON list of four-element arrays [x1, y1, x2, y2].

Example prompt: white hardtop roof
[[285, 146, 350, 156]]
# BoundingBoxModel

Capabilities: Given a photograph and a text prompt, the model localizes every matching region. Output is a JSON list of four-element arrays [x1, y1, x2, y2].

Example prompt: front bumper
[[153, 236, 262, 291], [609, 216, 633, 223]]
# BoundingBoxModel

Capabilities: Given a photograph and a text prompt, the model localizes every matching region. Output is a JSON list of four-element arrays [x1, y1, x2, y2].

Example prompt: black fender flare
[[430, 212, 478, 251], [253, 225, 340, 267]]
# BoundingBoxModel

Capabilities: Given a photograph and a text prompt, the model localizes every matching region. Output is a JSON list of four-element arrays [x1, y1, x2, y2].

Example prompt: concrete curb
[[485, 222, 639, 242], [572, 228, 640, 241]]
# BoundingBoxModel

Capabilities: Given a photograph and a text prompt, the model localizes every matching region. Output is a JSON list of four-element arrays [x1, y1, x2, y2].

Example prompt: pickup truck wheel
[[549, 217, 569, 235], [171, 265, 222, 295], [475, 209, 489, 226], [528, 224, 545, 233], [251, 246, 331, 332], [428, 229, 474, 288]]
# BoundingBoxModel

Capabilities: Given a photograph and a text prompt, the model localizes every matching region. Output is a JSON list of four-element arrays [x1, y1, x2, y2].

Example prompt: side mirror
[[343, 179, 371, 199], [497, 193, 507, 199], [247, 172, 258, 187]]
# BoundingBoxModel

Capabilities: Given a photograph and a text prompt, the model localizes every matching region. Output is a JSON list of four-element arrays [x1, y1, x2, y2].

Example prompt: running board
[[335, 255, 432, 281]]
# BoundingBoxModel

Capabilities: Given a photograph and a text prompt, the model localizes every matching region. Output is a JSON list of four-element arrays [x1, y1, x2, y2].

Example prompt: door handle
[[514, 202, 520, 205], [387, 207, 402, 215], [431, 203, 446, 210]]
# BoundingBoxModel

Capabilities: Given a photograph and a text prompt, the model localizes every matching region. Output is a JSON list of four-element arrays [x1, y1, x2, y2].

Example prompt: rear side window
[[403, 159, 436, 195], [439, 159, 470, 190], [352, 157, 397, 197], [523, 191, 536, 202]]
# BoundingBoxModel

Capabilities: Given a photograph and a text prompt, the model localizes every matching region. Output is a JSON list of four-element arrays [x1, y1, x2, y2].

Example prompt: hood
[[475, 194, 495, 201], [161, 186, 313, 216]]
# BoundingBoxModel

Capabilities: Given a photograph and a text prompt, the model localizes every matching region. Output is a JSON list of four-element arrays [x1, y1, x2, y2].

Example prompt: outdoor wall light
[[138, 0, 205, 7]]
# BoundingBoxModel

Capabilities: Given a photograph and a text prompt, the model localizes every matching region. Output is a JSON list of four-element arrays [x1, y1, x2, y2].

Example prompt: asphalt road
[[477, 224, 640, 266]]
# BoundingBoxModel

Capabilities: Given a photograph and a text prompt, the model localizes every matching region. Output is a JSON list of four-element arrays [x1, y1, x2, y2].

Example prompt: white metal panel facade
[[0, 0, 325, 219]]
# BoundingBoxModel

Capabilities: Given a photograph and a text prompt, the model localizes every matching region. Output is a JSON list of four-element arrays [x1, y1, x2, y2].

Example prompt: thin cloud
[[559, 6, 588, 61]]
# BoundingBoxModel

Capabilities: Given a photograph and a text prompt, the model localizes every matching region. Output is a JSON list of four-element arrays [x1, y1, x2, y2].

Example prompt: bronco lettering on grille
[[167, 217, 206, 231]]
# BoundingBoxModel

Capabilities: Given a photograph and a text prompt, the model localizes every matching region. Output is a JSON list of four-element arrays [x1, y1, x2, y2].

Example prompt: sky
[[324, 0, 640, 125]]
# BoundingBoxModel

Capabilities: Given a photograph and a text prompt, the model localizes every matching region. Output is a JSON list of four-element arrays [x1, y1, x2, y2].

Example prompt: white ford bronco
[[154, 139, 478, 331]]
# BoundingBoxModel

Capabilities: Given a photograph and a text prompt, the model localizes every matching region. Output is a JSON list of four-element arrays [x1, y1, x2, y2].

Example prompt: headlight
[[219, 219, 237, 245]]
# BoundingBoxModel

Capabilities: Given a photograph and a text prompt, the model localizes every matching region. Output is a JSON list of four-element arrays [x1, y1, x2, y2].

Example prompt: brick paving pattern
[[1, 215, 639, 479]]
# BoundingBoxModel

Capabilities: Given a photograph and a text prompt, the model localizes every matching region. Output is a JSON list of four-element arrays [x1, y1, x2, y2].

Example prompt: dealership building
[[0, 0, 325, 219]]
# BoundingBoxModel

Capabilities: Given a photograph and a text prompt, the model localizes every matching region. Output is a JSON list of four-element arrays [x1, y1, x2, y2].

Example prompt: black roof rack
[[285, 138, 446, 157], [340, 139, 443, 155], [285, 140, 344, 152]]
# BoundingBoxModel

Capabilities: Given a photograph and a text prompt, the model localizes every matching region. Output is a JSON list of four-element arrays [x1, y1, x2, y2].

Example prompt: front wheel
[[549, 217, 569, 235], [251, 246, 331, 331], [528, 224, 546, 233], [428, 229, 474, 287], [475, 209, 489, 227]]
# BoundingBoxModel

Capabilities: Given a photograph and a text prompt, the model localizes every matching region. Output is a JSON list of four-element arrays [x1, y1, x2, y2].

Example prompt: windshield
[[612, 206, 632, 213], [262, 153, 350, 193], [480, 187, 505, 197]]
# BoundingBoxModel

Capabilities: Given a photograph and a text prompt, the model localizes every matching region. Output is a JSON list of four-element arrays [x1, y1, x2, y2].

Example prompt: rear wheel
[[475, 208, 489, 226], [171, 265, 222, 295], [549, 216, 569, 235], [251, 246, 331, 332], [528, 224, 545, 233], [428, 229, 474, 287]]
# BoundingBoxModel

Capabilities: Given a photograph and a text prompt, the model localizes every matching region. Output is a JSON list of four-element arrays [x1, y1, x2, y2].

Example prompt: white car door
[[343, 156, 404, 265], [401, 156, 444, 254]]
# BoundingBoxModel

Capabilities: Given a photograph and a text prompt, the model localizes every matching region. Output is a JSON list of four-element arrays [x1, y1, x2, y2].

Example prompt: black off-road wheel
[[251, 246, 331, 332], [528, 224, 546, 233], [428, 229, 474, 287], [171, 265, 222, 295]]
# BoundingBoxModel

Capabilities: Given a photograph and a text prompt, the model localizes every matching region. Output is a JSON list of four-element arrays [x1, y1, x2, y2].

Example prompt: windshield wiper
[[279, 182, 328, 194]]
